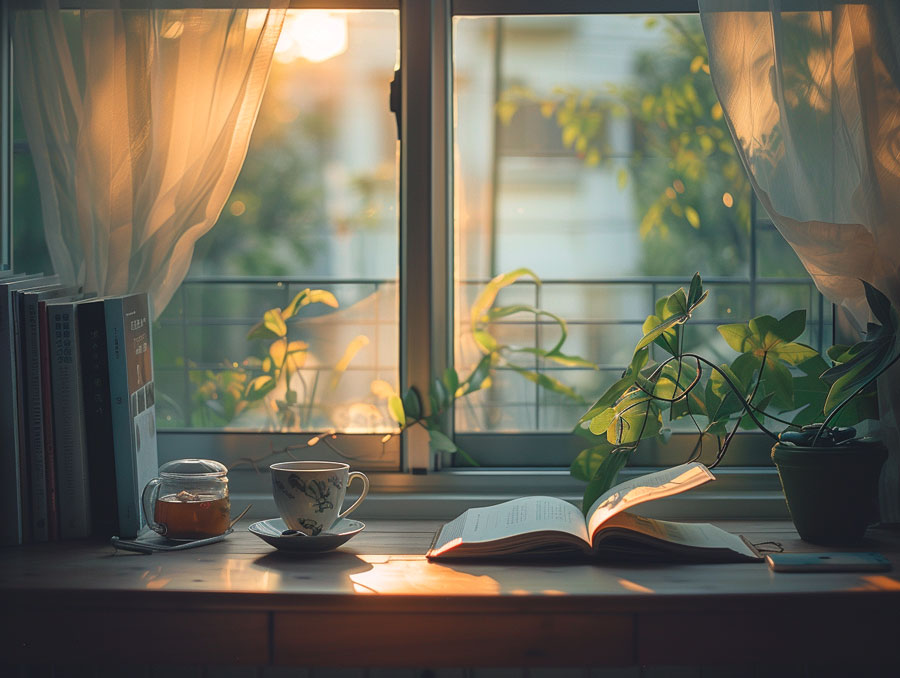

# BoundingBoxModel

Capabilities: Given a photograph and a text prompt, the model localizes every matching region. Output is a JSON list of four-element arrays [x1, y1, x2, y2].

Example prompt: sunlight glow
[[276, 12, 348, 64]]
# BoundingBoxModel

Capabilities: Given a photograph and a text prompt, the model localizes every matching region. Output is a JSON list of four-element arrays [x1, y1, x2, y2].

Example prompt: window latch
[[390, 68, 401, 140]]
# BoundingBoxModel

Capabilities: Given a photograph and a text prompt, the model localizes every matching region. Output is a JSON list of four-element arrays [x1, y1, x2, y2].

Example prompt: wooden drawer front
[[2, 608, 269, 665], [638, 608, 900, 665], [274, 611, 634, 667]]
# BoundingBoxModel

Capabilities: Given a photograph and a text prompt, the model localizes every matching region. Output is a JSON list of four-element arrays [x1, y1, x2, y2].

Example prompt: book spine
[[38, 301, 59, 540], [105, 296, 140, 538], [49, 302, 91, 539], [13, 291, 33, 543], [0, 285, 23, 545], [23, 294, 49, 542], [78, 300, 118, 538]]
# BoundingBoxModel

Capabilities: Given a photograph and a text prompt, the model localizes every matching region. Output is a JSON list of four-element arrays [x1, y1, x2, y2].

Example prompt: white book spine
[[48, 302, 91, 538]]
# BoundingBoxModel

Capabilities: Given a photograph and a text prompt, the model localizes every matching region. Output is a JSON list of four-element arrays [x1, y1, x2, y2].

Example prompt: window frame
[[4, 0, 826, 520]]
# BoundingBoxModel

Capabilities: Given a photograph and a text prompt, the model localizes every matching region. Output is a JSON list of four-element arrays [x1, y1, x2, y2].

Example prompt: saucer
[[248, 517, 365, 553]]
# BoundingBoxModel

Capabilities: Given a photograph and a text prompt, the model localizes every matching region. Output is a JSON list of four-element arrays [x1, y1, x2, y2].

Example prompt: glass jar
[[141, 459, 230, 539]]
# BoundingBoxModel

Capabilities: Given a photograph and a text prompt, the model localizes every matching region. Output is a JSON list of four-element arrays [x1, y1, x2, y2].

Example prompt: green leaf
[[427, 429, 458, 453], [509, 366, 583, 403], [774, 309, 807, 344], [863, 280, 894, 329], [790, 374, 828, 426], [770, 342, 819, 366], [430, 378, 449, 411], [717, 323, 754, 353], [588, 408, 616, 436], [442, 368, 460, 398], [664, 288, 688, 317], [402, 388, 422, 421], [687, 273, 703, 307], [606, 392, 661, 445], [579, 376, 634, 424], [464, 354, 493, 394], [581, 451, 630, 515], [535, 349, 598, 369], [570, 442, 616, 482], [798, 353, 830, 377], [822, 338, 895, 414], [636, 313, 684, 353], [473, 330, 499, 353], [246, 320, 279, 341], [388, 395, 405, 428], [763, 359, 794, 410], [826, 344, 852, 362], [749, 315, 781, 350], [470, 268, 540, 328], [244, 375, 275, 401]]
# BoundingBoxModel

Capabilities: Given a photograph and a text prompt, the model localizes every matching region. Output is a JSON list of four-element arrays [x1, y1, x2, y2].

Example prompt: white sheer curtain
[[699, 0, 900, 519], [14, 0, 287, 318]]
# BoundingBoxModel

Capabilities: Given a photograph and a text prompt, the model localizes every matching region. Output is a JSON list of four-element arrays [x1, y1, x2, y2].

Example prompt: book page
[[586, 462, 714, 539], [598, 512, 759, 558], [430, 496, 589, 555]]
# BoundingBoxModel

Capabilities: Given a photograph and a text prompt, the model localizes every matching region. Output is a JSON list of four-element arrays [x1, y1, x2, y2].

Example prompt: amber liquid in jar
[[154, 492, 231, 539]]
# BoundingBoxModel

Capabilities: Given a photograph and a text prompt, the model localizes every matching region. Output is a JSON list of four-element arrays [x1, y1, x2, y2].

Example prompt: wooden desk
[[2, 520, 900, 668]]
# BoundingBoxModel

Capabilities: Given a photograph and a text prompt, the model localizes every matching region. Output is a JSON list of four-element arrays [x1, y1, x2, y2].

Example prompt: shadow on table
[[251, 550, 374, 592]]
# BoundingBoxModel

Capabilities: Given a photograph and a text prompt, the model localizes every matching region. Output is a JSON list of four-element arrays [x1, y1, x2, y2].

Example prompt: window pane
[[156, 10, 400, 434], [452, 14, 824, 442]]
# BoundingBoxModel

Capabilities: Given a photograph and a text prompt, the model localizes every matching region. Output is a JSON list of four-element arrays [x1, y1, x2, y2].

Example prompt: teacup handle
[[141, 477, 165, 535], [338, 471, 369, 520]]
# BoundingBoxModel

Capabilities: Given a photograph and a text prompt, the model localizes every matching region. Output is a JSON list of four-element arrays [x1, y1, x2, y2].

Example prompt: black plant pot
[[771, 441, 887, 545]]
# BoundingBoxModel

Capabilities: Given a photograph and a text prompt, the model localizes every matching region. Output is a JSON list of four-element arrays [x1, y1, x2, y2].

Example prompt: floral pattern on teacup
[[287, 473, 335, 513]]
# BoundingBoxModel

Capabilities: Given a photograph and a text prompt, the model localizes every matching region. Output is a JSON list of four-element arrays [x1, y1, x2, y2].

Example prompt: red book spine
[[38, 302, 59, 541]]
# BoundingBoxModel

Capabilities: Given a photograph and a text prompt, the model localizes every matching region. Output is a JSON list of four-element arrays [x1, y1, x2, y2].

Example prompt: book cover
[[47, 298, 92, 539], [78, 298, 118, 538], [105, 293, 159, 538]]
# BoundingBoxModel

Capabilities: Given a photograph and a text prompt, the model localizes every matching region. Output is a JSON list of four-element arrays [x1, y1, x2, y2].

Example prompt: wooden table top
[[3, 519, 900, 667], [3, 519, 900, 606]]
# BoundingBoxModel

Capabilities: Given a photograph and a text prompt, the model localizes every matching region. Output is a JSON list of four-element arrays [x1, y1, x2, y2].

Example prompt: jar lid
[[158, 458, 228, 478]]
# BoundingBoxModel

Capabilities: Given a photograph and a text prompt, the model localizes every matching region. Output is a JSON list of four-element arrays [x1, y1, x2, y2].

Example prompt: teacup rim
[[270, 460, 350, 472]]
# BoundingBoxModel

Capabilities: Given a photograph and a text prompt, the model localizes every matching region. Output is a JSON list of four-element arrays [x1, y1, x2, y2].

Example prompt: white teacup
[[270, 461, 369, 536]]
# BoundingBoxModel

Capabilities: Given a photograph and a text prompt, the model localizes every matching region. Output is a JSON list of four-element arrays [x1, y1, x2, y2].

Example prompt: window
[[6, 1, 828, 502]]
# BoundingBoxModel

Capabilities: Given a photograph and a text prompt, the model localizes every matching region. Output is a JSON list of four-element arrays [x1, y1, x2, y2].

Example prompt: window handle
[[390, 68, 401, 140]]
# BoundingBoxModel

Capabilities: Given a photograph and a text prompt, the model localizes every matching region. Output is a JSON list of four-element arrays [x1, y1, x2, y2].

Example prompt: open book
[[427, 462, 761, 563]]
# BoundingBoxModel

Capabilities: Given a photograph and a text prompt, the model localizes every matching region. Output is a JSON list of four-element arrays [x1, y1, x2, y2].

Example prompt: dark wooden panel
[[1, 608, 269, 665], [273, 611, 634, 667], [638, 605, 900, 665]]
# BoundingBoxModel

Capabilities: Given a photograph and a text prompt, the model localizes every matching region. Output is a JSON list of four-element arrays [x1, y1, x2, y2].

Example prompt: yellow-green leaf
[[263, 308, 287, 338], [388, 394, 405, 428]]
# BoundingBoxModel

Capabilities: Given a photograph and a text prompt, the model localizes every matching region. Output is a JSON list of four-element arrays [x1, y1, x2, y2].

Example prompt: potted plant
[[572, 273, 899, 544]]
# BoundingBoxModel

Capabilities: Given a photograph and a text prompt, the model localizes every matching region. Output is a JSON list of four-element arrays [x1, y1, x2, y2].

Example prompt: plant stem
[[682, 353, 781, 441]]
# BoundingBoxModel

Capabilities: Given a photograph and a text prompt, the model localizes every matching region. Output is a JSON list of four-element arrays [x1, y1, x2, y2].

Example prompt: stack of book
[[0, 271, 159, 544]]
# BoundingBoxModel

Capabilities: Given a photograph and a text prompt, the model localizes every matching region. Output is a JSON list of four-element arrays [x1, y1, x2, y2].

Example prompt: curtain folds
[[14, 0, 288, 318], [699, 0, 900, 519]]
